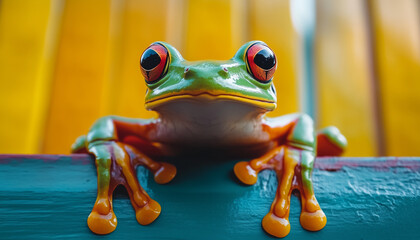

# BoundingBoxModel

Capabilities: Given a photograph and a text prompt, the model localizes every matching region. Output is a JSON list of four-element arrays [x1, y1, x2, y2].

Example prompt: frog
[[71, 41, 347, 238]]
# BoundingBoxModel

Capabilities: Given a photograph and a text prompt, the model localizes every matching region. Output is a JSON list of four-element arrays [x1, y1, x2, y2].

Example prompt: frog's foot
[[234, 145, 325, 238], [234, 145, 292, 237], [88, 195, 117, 234], [299, 194, 326, 231], [87, 142, 176, 234], [122, 144, 176, 225], [298, 158, 326, 231], [234, 147, 283, 185], [316, 126, 347, 156]]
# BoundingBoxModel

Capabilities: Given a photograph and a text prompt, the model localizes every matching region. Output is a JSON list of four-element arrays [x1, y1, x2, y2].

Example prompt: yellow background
[[0, 0, 419, 156]]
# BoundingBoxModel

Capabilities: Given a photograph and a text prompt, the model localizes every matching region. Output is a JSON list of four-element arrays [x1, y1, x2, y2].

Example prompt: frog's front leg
[[234, 114, 346, 238], [72, 116, 176, 235]]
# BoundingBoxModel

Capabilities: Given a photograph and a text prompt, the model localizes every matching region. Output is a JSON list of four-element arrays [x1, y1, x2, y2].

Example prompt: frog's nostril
[[184, 67, 194, 79], [218, 67, 229, 77]]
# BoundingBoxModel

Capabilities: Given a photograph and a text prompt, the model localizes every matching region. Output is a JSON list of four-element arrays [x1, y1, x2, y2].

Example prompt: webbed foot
[[87, 209, 117, 235], [87, 141, 176, 234], [234, 145, 325, 238]]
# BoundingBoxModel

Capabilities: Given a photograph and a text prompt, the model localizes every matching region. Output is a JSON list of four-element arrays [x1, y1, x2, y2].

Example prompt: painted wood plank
[[369, 0, 420, 156], [315, 0, 378, 156], [100, 0, 169, 119], [249, 0, 300, 118], [0, 154, 419, 239], [42, 0, 111, 154], [0, 0, 62, 154], [183, 0, 247, 60], [290, 0, 317, 119]]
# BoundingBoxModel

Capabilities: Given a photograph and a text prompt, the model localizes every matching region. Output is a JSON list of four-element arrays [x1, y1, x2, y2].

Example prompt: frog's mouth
[[145, 92, 276, 111]]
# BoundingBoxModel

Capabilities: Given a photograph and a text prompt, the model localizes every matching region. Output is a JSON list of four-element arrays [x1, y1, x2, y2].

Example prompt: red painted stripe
[[1, 155, 419, 171], [315, 157, 420, 171], [0, 154, 92, 165]]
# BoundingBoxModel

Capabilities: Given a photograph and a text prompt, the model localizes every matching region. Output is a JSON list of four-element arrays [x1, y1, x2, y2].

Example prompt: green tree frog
[[72, 41, 347, 238]]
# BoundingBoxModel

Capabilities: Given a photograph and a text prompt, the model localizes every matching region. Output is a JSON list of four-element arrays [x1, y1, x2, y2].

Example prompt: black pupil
[[254, 49, 275, 70], [141, 49, 161, 70]]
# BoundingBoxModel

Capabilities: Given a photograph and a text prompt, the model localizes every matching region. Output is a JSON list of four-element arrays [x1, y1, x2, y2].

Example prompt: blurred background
[[0, 0, 419, 156]]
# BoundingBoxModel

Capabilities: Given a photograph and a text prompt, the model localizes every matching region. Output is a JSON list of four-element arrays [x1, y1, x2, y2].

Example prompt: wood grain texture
[[369, 0, 420, 156], [184, 0, 247, 60], [100, 0, 169, 119], [249, 0, 300, 118], [0, 154, 419, 239], [42, 0, 111, 154], [0, 0, 61, 154], [315, 0, 378, 156], [2, 0, 420, 158]]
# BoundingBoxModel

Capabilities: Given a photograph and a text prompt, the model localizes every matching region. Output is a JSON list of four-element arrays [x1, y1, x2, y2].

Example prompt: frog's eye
[[140, 43, 170, 83], [245, 43, 277, 83]]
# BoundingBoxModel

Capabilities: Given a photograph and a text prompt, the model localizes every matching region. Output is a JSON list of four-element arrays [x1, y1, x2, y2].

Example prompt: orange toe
[[87, 210, 117, 235], [300, 209, 327, 231], [154, 162, 177, 184], [95, 198, 111, 215], [262, 212, 291, 238], [136, 199, 161, 225], [234, 161, 258, 185]]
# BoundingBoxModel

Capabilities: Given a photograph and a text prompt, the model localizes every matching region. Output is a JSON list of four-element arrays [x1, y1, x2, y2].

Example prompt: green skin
[[74, 40, 324, 194], [73, 41, 347, 235], [144, 41, 276, 106]]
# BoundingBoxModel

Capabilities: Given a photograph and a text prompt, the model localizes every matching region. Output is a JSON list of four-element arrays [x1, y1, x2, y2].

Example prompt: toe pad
[[87, 211, 117, 235], [234, 161, 258, 185], [154, 163, 177, 184], [136, 199, 161, 225], [262, 212, 291, 238], [300, 210, 327, 231]]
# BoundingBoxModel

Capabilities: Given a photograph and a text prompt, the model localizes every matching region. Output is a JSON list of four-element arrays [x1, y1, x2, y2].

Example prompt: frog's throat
[[145, 92, 276, 111]]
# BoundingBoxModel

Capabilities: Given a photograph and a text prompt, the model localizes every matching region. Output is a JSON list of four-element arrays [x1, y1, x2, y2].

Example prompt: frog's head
[[140, 41, 277, 119]]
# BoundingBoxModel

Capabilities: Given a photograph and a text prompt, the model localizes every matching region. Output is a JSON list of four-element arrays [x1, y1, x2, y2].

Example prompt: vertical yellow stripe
[[165, 0, 186, 52], [370, 0, 420, 156], [249, 0, 299, 118], [99, 0, 125, 117], [43, 0, 111, 153], [184, 0, 247, 60], [0, 0, 60, 153], [28, 0, 63, 154], [101, 0, 169, 119], [315, 0, 377, 156]]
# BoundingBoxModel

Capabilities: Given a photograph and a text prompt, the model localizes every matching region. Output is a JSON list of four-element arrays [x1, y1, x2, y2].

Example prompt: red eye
[[245, 43, 277, 82], [140, 43, 170, 83]]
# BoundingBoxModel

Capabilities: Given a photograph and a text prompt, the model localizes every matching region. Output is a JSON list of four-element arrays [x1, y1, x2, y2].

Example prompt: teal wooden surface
[[0, 155, 419, 239]]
